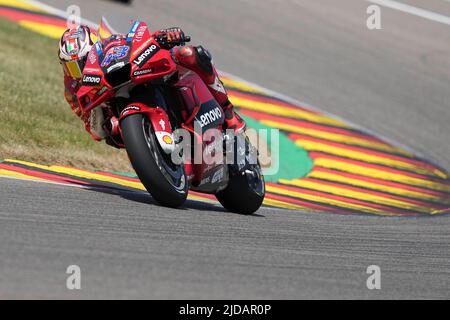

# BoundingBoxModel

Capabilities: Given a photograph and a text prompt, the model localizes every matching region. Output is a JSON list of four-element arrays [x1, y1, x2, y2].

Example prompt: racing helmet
[[59, 25, 94, 79]]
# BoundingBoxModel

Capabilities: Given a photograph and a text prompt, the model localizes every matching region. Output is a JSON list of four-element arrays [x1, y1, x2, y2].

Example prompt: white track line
[[367, 0, 450, 26]]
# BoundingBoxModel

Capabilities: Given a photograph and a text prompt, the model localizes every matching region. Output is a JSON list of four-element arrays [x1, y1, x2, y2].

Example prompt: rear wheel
[[121, 114, 187, 208], [216, 163, 265, 215]]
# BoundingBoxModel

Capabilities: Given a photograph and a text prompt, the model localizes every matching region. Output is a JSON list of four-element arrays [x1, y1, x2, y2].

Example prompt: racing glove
[[154, 27, 189, 48]]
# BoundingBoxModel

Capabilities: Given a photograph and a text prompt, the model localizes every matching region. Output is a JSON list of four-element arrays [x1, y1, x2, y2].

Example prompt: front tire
[[121, 114, 188, 208]]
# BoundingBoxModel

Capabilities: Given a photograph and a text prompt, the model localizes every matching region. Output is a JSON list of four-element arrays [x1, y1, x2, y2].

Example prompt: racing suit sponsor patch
[[194, 99, 224, 131]]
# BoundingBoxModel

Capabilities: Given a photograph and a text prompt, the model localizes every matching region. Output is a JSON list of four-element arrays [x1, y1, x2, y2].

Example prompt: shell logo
[[162, 135, 173, 144]]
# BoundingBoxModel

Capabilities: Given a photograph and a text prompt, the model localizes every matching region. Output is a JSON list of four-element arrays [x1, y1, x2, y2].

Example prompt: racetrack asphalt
[[0, 0, 449, 299]]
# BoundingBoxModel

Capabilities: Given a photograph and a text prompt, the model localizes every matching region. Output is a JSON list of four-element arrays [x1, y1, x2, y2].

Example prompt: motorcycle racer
[[58, 25, 246, 143]]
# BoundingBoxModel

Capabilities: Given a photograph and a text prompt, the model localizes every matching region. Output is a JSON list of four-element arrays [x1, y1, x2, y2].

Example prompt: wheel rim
[[142, 117, 186, 193]]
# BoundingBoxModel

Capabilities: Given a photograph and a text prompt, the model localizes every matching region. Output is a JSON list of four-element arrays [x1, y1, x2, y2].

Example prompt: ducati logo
[[159, 119, 166, 130]]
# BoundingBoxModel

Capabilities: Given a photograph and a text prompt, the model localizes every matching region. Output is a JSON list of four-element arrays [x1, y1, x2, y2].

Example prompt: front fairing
[[76, 21, 177, 114]]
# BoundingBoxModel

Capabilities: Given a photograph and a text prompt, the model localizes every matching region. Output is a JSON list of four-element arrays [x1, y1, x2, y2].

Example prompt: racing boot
[[222, 100, 246, 133]]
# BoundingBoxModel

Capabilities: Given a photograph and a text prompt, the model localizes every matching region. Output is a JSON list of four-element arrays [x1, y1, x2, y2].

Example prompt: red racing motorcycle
[[75, 21, 265, 214]]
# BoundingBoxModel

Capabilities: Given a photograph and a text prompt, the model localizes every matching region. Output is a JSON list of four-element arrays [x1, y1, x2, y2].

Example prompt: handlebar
[[155, 34, 191, 46]]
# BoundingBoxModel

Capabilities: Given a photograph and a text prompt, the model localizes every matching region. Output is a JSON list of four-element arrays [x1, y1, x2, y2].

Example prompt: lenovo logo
[[82, 74, 102, 85], [133, 44, 160, 67], [198, 107, 223, 128]]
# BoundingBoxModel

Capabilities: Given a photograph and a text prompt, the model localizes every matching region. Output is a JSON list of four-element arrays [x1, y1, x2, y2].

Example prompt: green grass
[[0, 17, 130, 171]]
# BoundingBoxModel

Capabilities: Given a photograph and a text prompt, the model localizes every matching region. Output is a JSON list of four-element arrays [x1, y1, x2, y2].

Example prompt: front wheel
[[216, 163, 265, 215], [121, 114, 188, 208]]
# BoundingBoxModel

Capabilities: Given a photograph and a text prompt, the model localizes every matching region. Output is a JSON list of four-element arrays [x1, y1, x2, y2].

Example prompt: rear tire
[[216, 164, 265, 215], [121, 114, 187, 208]]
